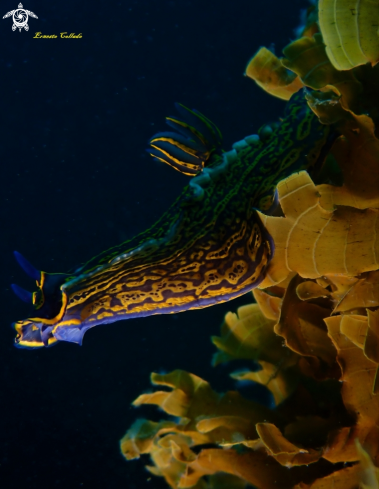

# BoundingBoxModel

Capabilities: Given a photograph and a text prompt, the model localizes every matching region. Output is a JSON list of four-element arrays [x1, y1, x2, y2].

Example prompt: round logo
[[12, 8, 28, 31]]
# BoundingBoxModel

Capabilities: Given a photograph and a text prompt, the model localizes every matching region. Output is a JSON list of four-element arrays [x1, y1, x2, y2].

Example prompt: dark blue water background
[[1, 1, 307, 487]]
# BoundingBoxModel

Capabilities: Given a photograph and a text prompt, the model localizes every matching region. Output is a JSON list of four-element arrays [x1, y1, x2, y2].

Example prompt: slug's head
[[11, 251, 71, 348]]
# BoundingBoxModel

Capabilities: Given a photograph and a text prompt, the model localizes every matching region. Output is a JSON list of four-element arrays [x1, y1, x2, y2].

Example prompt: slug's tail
[[148, 104, 223, 176]]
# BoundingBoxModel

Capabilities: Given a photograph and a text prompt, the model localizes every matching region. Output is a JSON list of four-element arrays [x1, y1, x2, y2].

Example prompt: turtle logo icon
[[3, 3, 38, 32]]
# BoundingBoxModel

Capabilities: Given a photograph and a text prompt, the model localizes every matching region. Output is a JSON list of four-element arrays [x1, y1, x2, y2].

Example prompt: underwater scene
[[2, 0, 379, 487]]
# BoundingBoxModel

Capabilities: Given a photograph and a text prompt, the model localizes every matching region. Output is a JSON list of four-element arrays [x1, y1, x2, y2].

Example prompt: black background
[[1, 1, 307, 487]]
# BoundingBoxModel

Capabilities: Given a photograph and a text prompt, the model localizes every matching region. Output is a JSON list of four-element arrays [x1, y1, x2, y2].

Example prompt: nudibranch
[[12, 90, 331, 348]]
